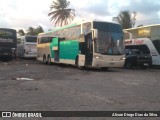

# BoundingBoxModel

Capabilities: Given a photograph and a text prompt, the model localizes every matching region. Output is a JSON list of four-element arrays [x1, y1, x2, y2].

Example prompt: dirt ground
[[0, 59, 160, 120]]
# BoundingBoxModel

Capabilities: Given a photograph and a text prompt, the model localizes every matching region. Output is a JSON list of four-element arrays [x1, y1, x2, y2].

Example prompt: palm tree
[[48, 0, 75, 26], [113, 11, 136, 29], [26, 26, 44, 35]]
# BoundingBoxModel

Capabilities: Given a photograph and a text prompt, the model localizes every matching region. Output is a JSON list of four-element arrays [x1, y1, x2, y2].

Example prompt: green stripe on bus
[[59, 40, 79, 60], [50, 39, 54, 58]]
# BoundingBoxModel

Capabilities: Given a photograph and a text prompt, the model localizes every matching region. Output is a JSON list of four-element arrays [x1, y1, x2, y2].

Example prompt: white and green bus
[[124, 24, 160, 66], [37, 21, 125, 69]]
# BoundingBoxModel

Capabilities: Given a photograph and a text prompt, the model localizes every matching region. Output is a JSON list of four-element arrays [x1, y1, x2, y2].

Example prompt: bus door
[[85, 33, 93, 66], [52, 37, 59, 62]]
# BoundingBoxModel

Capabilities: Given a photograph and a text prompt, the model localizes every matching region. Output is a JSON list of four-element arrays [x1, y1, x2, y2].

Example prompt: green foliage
[[48, 0, 75, 27], [18, 29, 25, 36], [18, 26, 44, 36], [113, 11, 136, 29], [26, 26, 44, 35]]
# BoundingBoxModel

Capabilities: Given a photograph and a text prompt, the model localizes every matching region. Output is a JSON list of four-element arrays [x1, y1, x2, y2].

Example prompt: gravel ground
[[0, 59, 160, 120]]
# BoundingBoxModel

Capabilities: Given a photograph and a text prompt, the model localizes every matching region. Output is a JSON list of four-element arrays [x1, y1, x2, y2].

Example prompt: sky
[[0, 0, 160, 32]]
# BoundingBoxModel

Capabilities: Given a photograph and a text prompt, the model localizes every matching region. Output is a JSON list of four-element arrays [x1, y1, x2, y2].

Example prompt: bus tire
[[43, 55, 47, 64], [47, 55, 52, 65], [101, 67, 108, 71]]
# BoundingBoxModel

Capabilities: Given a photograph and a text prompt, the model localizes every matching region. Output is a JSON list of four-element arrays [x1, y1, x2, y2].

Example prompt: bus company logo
[[2, 112, 11, 117], [133, 39, 144, 45], [138, 29, 150, 36]]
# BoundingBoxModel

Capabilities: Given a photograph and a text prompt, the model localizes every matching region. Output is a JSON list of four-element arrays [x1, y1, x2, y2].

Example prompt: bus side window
[[49, 37, 52, 42], [41, 37, 44, 43]]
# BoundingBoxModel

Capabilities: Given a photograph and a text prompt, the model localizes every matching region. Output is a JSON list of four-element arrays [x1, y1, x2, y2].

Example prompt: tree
[[48, 0, 75, 27], [26, 26, 44, 35], [18, 29, 25, 36], [27, 27, 35, 35], [35, 26, 44, 35], [113, 10, 136, 29]]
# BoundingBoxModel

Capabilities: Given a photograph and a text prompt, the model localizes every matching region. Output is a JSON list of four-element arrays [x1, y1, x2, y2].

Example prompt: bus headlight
[[94, 55, 103, 60], [120, 57, 125, 60]]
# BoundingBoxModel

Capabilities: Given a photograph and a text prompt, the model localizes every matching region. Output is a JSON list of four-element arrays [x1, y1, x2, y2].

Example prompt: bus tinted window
[[93, 22, 124, 55], [125, 45, 150, 54], [0, 31, 13, 37], [93, 21, 122, 33], [0, 28, 17, 59], [39, 37, 53, 43], [0, 28, 17, 47], [26, 36, 37, 42], [152, 39, 160, 54]]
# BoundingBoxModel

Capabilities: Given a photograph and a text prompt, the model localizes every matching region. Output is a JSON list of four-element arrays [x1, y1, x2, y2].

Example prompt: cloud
[[120, 0, 160, 14], [0, 0, 160, 31], [117, 0, 160, 26], [0, 0, 53, 31]]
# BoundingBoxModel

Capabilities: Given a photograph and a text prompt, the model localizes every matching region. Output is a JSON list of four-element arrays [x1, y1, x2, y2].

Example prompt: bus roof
[[124, 24, 160, 31], [18, 35, 37, 38], [45, 20, 120, 34], [45, 23, 80, 35], [0, 28, 16, 30]]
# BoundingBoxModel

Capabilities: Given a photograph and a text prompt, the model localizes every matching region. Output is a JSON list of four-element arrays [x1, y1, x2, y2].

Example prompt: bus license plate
[[109, 63, 115, 65]]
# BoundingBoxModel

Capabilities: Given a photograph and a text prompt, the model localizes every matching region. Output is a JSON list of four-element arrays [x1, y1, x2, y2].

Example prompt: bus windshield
[[26, 36, 37, 42], [93, 22, 124, 55]]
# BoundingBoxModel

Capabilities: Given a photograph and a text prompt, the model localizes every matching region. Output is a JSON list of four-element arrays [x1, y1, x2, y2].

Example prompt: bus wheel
[[48, 56, 52, 65], [43, 55, 47, 64], [101, 67, 108, 71]]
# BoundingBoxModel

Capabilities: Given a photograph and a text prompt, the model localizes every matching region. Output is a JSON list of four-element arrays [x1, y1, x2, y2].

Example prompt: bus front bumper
[[24, 53, 37, 58], [92, 57, 125, 68]]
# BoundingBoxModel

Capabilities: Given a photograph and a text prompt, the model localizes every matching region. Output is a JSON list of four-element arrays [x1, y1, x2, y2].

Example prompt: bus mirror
[[79, 34, 85, 42], [92, 29, 98, 39]]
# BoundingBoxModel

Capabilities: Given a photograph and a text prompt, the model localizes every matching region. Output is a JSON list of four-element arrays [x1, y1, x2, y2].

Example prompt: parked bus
[[37, 21, 125, 69], [0, 28, 17, 61], [17, 35, 37, 58], [124, 24, 160, 66]]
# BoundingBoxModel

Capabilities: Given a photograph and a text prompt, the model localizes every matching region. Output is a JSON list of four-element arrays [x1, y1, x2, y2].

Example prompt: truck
[[124, 49, 152, 68]]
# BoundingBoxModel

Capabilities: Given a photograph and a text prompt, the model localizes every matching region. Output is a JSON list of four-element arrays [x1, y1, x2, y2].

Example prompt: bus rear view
[[17, 36, 37, 58], [0, 28, 17, 61]]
